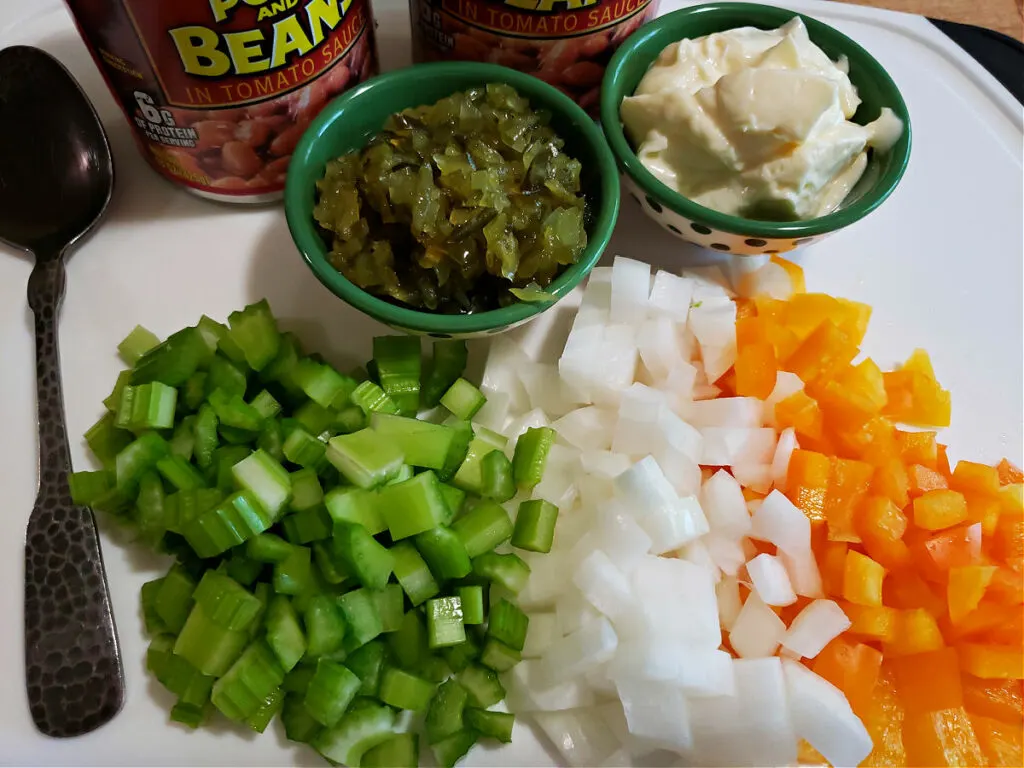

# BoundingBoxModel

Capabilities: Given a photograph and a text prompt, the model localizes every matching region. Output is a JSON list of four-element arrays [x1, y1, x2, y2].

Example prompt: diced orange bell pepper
[[951, 460, 1002, 497], [902, 348, 936, 378], [842, 601, 898, 642], [885, 608, 945, 657], [769, 255, 806, 293], [775, 390, 824, 441], [943, 599, 1020, 644], [824, 458, 873, 542], [961, 676, 1023, 725], [913, 489, 969, 530], [873, 458, 911, 508], [964, 491, 1003, 536], [844, 549, 886, 606], [1000, 483, 1023, 514], [987, 611, 1024, 646], [996, 458, 1024, 486], [970, 713, 1023, 767], [814, 358, 888, 430], [733, 341, 777, 400], [897, 430, 938, 468], [910, 524, 982, 582], [936, 443, 952, 479], [833, 298, 872, 347], [733, 298, 757, 320], [891, 647, 963, 714], [784, 320, 859, 384], [883, 369, 952, 428], [947, 565, 998, 624], [785, 449, 832, 526], [990, 512, 1024, 572], [958, 644, 1024, 680], [781, 293, 845, 339], [908, 463, 949, 497], [861, 666, 907, 766], [884, 568, 947, 616], [820, 541, 849, 597], [735, 315, 769, 347], [857, 495, 911, 569], [812, 637, 883, 714], [986, 567, 1024, 605], [834, 415, 898, 465], [902, 707, 985, 767]]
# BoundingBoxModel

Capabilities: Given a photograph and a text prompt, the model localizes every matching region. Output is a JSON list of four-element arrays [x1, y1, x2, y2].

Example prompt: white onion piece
[[610, 256, 650, 326], [615, 457, 709, 553], [749, 489, 812, 555], [507, 661, 597, 712], [686, 397, 764, 428], [637, 316, 681, 382], [610, 639, 735, 698], [700, 469, 752, 538], [580, 266, 611, 309], [614, 678, 693, 752], [716, 575, 743, 631], [576, 473, 617, 512], [782, 599, 852, 659], [656, 407, 704, 464], [592, 501, 655, 567], [648, 270, 694, 323], [699, 342, 737, 385], [729, 593, 786, 658], [481, 337, 531, 414], [518, 553, 567, 611], [747, 553, 798, 606], [542, 615, 619, 685], [779, 547, 825, 598], [503, 407, 550, 446], [574, 549, 635, 623], [533, 444, 580, 507], [700, 427, 777, 466], [736, 259, 795, 300], [532, 708, 622, 768], [771, 427, 799, 491], [763, 371, 805, 426], [660, 359, 699, 415], [519, 362, 577, 419], [731, 463, 773, 494], [705, 534, 747, 577], [560, 324, 638, 405], [579, 450, 632, 479], [679, 539, 721, 584], [522, 612, 559, 659], [629, 556, 720, 649], [782, 659, 873, 768], [555, 590, 601, 638], [653, 445, 702, 497], [473, 389, 511, 433], [552, 406, 615, 451]]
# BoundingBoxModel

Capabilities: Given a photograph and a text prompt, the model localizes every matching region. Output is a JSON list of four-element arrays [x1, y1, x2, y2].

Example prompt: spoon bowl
[[0, 45, 123, 739]]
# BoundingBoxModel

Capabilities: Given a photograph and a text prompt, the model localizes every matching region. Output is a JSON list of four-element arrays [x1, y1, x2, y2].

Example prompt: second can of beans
[[408, 0, 658, 114], [65, 0, 378, 203]]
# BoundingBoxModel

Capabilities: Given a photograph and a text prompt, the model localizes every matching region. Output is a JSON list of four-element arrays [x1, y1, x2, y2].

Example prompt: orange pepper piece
[[996, 458, 1024, 486], [987, 612, 1024, 646], [986, 567, 1024, 605], [958, 644, 1024, 680], [970, 713, 1023, 767], [858, 496, 912, 569], [842, 601, 899, 642], [950, 460, 1002, 497], [883, 369, 952, 428], [902, 707, 985, 767], [820, 541, 849, 597], [733, 341, 777, 400], [873, 458, 911, 508], [814, 358, 888, 429], [1000, 483, 1023, 514], [824, 458, 873, 542], [945, 599, 1019, 643], [774, 390, 824, 441], [885, 608, 946, 657], [902, 348, 936, 378], [891, 647, 964, 714], [913, 489, 969, 531], [961, 676, 1023, 725], [769, 255, 805, 293], [783, 320, 859, 385], [896, 429, 938, 467], [964, 491, 1003, 536], [781, 293, 845, 339], [908, 463, 950, 497], [909, 524, 982, 582], [833, 298, 872, 347], [812, 636, 882, 714], [861, 666, 907, 766], [936, 444, 952, 479], [990, 512, 1024, 572], [785, 449, 832, 525], [947, 565, 998, 624], [884, 567, 947, 616], [843, 549, 886, 606]]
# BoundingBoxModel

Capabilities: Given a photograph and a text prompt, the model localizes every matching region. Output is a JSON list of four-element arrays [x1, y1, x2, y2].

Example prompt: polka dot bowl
[[600, 2, 912, 257], [285, 63, 619, 339]]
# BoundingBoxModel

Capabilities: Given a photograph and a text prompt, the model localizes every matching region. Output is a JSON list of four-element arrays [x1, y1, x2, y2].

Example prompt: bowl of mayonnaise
[[600, 2, 911, 256]]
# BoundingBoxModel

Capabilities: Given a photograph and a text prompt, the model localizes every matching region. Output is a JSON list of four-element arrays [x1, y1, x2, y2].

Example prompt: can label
[[66, 0, 378, 200], [410, 0, 658, 114]]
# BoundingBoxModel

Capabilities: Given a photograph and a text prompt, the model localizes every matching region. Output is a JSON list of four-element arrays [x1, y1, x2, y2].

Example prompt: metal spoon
[[0, 45, 124, 738]]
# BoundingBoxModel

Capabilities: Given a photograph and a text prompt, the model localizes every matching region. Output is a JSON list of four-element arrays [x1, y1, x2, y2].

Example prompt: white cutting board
[[0, 0, 1020, 764]]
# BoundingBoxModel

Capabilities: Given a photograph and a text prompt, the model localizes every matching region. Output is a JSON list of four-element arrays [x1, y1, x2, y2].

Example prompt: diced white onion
[[749, 489, 812, 555], [532, 708, 622, 768], [729, 593, 786, 658], [610, 256, 650, 326], [541, 615, 619, 686], [771, 427, 799, 491], [647, 270, 694, 323], [700, 469, 752, 538], [746, 553, 798, 606], [782, 599, 852, 659]]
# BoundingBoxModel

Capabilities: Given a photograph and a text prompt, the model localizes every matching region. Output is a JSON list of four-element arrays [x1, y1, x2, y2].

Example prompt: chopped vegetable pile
[[469, 255, 1022, 767], [72, 301, 563, 767], [313, 84, 588, 314]]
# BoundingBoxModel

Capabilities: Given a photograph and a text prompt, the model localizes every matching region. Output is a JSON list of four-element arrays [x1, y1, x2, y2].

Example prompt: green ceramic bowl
[[600, 2, 912, 256], [285, 62, 620, 338]]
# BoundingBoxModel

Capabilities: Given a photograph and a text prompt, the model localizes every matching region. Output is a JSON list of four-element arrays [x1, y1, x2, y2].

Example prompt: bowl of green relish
[[285, 62, 620, 338]]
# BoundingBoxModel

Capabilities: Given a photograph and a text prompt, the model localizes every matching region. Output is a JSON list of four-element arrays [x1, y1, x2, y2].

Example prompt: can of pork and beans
[[409, 0, 658, 115], [65, 0, 378, 203]]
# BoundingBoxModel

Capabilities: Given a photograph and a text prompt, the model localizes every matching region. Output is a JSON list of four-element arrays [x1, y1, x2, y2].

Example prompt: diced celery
[[257, 419, 285, 462], [337, 588, 383, 648], [273, 545, 313, 595], [260, 331, 303, 385], [102, 370, 132, 414], [440, 377, 486, 420], [457, 663, 505, 708], [292, 359, 357, 409], [422, 340, 468, 408], [415, 655, 452, 684], [283, 426, 327, 469], [333, 522, 394, 591], [373, 584, 405, 633], [379, 667, 435, 712], [345, 641, 386, 697], [115, 432, 170, 492], [118, 325, 161, 365], [246, 687, 284, 733], [465, 708, 514, 743], [304, 594, 347, 658], [457, 586, 485, 625], [282, 506, 332, 544], [85, 412, 133, 468], [304, 658, 361, 727], [193, 570, 262, 631], [247, 532, 293, 563], [439, 484, 466, 522], [208, 389, 264, 432], [141, 579, 169, 635], [512, 426, 556, 489], [438, 419, 473, 482], [214, 445, 250, 492], [182, 372, 207, 412], [294, 400, 334, 436], [425, 678, 469, 744], [165, 488, 223, 534], [283, 663, 317, 694], [479, 638, 521, 672], [511, 499, 559, 553], [169, 701, 206, 729], [481, 450, 515, 502], [169, 417, 196, 460], [334, 405, 366, 434], [440, 635, 481, 673], [249, 390, 282, 421], [173, 603, 249, 677], [147, 634, 214, 708], [154, 565, 197, 634], [182, 490, 275, 558], [68, 470, 114, 506], [288, 467, 324, 511], [472, 553, 531, 594], [487, 598, 528, 651], [157, 454, 206, 492], [452, 500, 513, 558], [351, 380, 400, 416], [362, 732, 419, 768], [313, 540, 351, 586], [210, 640, 284, 721], [370, 413, 457, 470], [206, 354, 248, 399], [426, 596, 466, 649], [232, 449, 291, 518], [373, 336, 421, 416], [376, 470, 450, 540], [265, 595, 306, 672], [227, 300, 281, 371], [391, 542, 440, 606], [451, 434, 504, 494], [415, 527, 472, 582], [387, 610, 427, 669], [131, 327, 209, 387], [282, 693, 323, 744], [432, 729, 478, 768], [193, 404, 219, 471], [119, 381, 178, 430], [312, 700, 396, 766], [326, 429, 404, 489], [325, 487, 386, 536]]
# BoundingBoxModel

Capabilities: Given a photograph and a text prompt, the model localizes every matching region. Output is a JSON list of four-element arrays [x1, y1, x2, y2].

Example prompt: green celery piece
[[512, 426, 556, 490], [386, 464, 415, 487], [472, 553, 531, 594], [282, 506, 332, 545], [333, 522, 394, 591], [304, 594, 347, 658], [214, 445, 250, 492], [387, 610, 427, 669], [134, 470, 166, 546], [210, 640, 284, 722], [440, 377, 486, 420], [426, 596, 466, 649], [369, 413, 457, 470], [465, 708, 515, 743], [193, 404, 219, 471], [439, 483, 466, 523], [337, 588, 383, 648], [85, 412, 132, 468], [257, 419, 285, 462], [457, 586, 485, 625], [457, 663, 505, 708], [102, 370, 132, 414], [379, 667, 435, 712], [196, 315, 229, 356], [289, 467, 324, 511], [415, 654, 452, 684], [440, 635, 481, 673], [432, 730, 478, 768], [451, 500, 513, 558], [166, 488, 223, 534], [282, 693, 323, 744], [118, 381, 177, 430], [147, 634, 215, 707], [376, 470, 449, 540], [226, 553, 264, 587], [362, 732, 419, 768], [193, 570, 262, 631], [141, 580, 170, 636], [130, 326, 209, 387], [273, 545, 313, 595], [283, 427, 327, 469], [415, 527, 472, 582], [438, 419, 473, 482], [373, 336, 421, 416], [260, 331, 303, 385], [156, 454, 206, 492], [292, 358, 357, 409], [173, 603, 250, 677], [115, 432, 170, 492], [344, 640, 386, 697], [512, 499, 559, 553], [169, 701, 207, 729], [181, 490, 275, 558], [351, 380, 399, 417], [118, 325, 161, 365], [154, 565, 197, 634], [373, 584, 405, 633], [227, 299, 281, 371], [205, 354, 248, 399], [283, 663, 317, 694], [247, 533, 294, 563], [323, 489, 387, 536], [232, 449, 292, 518], [333, 405, 366, 434], [312, 700, 396, 766], [182, 371, 207, 412], [479, 638, 521, 672], [422, 339, 468, 408], [249, 390, 282, 421], [169, 417, 196, 460], [391, 542, 439, 607], [425, 678, 469, 744], [487, 598, 528, 650], [481, 450, 515, 502], [304, 658, 361, 727], [451, 434, 504, 494], [68, 470, 114, 506], [246, 687, 284, 733], [313, 541, 351, 585], [326, 428, 404, 489], [208, 389, 264, 432], [293, 400, 334, 435]]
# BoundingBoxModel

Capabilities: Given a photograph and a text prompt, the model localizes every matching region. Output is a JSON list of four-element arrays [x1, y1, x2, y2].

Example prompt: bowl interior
[[602, 2, 912, 238], [286, 62, 619, 336]]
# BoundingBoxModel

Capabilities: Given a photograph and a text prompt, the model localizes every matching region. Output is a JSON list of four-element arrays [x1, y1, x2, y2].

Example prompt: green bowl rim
[[285, 62, 620, 335], [599, 1, 913, 239]]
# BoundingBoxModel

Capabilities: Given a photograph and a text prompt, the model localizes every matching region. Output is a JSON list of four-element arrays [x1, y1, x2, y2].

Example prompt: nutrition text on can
[[66, 0, 378, 203]]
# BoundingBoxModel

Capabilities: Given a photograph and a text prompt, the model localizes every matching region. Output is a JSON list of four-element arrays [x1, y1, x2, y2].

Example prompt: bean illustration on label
[[65, 0, 379, 202], [409, 0, 658, 114]]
